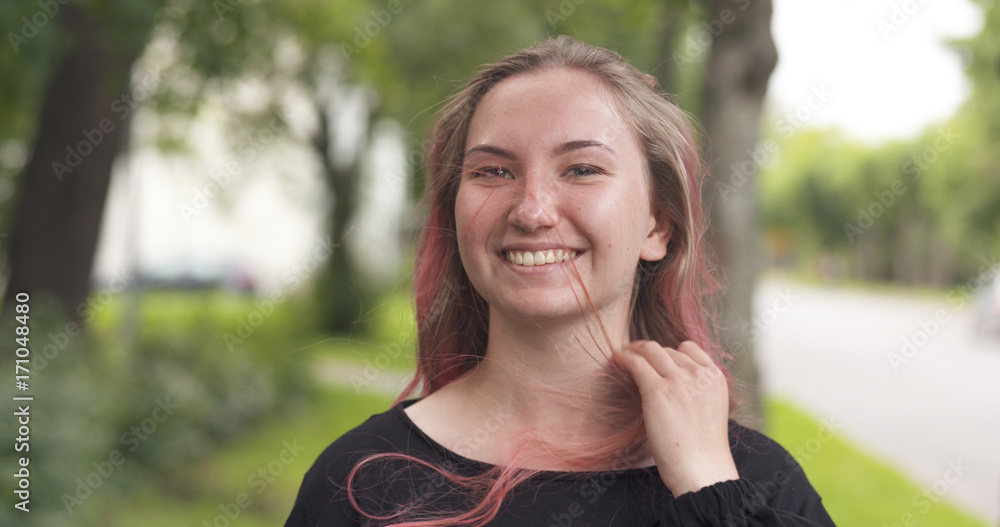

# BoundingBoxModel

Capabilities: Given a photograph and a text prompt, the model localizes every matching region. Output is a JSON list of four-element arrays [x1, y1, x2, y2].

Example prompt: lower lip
[[498, 252, 583, 273]]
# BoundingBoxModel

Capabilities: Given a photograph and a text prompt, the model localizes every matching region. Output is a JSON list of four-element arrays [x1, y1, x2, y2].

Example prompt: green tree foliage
[[761, 2, 999, 286], [929, 0, 1000, 275]]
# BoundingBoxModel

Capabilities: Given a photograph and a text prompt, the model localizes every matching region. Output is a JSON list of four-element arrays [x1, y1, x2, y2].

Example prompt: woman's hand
[[612, 340, 739, 496]]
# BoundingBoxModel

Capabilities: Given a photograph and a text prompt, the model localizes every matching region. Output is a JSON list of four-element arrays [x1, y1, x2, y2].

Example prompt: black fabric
[[285, 399, 836, 526]]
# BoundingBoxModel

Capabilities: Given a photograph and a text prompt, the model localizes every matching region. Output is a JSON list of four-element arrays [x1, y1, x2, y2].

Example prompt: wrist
[[661, 464, 740, 497]]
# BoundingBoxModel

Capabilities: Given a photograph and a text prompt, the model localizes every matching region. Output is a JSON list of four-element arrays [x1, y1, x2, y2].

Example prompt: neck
[[459, 305, 641, 444]]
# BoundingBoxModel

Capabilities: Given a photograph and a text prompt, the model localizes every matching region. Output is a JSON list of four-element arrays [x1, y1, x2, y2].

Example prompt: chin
[[492, 300, 582, 324]]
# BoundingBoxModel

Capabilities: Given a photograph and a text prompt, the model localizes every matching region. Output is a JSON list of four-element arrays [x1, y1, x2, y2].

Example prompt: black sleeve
[[658, 422, 836, 526]]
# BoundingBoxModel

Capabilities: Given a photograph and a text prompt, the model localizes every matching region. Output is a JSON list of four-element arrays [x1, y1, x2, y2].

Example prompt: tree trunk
[[699, 0, 778, 425], [310, 91, 377, 333], [2, 4, 139, 323]]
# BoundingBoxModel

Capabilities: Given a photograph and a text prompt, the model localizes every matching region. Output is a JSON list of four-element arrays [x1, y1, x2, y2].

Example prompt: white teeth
[[504, 249, 578, 267]]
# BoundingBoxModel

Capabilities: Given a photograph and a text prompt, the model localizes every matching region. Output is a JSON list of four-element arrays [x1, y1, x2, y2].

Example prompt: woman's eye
[[566, 165, 602, 177], [475, 166, 513, 179]]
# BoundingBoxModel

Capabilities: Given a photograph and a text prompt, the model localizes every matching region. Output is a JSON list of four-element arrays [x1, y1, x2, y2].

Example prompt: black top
[[285, 399, 836, 526]]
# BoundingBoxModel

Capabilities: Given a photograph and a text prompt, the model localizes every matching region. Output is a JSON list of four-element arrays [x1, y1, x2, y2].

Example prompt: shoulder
[[315, 400, 422, 467], [301, 399, 434, 488], [728, 420, 796, 471], [727, 420, 828, 516]]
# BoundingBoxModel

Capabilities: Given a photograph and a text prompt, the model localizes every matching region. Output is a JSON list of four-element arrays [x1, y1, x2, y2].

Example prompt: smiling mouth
[[502, 249, 579, 267]]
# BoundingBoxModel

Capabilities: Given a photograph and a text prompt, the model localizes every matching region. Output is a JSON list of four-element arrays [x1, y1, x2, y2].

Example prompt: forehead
[[465, 67, 639, 154]]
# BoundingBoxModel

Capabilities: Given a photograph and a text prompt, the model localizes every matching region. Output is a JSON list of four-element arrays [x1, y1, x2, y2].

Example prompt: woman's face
[[456, 67, 669, 326]]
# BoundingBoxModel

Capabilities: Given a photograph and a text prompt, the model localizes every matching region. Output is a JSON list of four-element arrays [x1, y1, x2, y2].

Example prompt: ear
[[639, 213, 671, 262]]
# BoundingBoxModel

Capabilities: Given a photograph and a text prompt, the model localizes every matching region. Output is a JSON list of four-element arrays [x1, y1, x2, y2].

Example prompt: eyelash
[[470, 165, 603, 179], [473, 166, 513, 179], [566, 165, 602, 177]]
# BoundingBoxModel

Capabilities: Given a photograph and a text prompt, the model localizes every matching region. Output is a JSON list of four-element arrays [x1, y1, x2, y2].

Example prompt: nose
[[507, 176, 558, 232]]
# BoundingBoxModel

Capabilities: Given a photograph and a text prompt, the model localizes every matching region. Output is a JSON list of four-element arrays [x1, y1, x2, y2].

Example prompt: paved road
[[755, 276, 1000, 525]]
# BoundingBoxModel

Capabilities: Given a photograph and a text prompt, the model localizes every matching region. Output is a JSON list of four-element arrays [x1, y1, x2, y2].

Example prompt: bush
[[0, 289, 317, 526]]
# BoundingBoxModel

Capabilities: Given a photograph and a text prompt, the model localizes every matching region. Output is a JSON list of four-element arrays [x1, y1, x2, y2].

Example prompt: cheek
[[455, 187, 496, 255], [583, 191, 647, 252]]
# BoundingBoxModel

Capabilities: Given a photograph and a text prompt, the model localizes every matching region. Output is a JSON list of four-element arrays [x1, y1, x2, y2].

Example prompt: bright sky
[[769, 0, 982, 143]]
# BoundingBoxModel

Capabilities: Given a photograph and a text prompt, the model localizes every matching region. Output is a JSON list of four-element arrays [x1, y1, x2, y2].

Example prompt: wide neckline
[[391, 398, 661, 480]]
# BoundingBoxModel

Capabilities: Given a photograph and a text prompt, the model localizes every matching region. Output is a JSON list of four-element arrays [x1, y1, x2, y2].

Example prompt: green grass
[[766, 399, 989, 527]]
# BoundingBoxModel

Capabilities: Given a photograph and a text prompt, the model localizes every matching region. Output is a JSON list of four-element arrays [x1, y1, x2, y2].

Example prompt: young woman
[[285, 36, 835, 526]]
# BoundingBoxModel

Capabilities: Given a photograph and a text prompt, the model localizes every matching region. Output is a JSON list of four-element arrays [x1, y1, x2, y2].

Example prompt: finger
[[676, 340, 715, 368], [625, 341, 697, 377], [612, 346, 666, 394]]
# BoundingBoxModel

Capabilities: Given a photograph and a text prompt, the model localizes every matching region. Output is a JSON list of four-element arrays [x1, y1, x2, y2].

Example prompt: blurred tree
[[1, 1, 163, 322], [140, 1, 379, 333], [929, 0, 1000, 275], [698, 0, 778, 422], [760, 129, 951, 285]]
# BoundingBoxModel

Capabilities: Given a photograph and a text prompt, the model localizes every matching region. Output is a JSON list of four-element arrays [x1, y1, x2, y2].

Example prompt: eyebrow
[[554, 140, 616, 157], [465, 144, 517, 160], [464, 140, 615, 160]]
